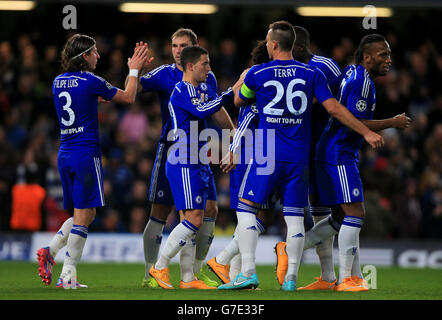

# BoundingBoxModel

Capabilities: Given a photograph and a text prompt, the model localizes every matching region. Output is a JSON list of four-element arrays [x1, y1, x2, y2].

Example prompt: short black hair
[[354, 34, 386, 64], [293, 26, 310, 48], [268, 20, 296, 52], [180, 45, 208, 71]]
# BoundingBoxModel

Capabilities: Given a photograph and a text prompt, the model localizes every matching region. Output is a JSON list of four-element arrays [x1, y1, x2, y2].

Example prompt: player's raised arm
[[360, 113, 412, 132], [321, 97, 384, 149], [178, 85, 235, 119], [123, 41, 155, 93], [233, 68, 251, 107], [112, 43, 151, 104]]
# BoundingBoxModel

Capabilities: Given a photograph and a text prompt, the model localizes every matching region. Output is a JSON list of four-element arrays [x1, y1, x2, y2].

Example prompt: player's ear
[[363, 52, 371, 64]]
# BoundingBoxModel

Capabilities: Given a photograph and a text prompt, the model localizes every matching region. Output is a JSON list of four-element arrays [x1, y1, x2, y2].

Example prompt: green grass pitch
[[1, 261, 442, 300]]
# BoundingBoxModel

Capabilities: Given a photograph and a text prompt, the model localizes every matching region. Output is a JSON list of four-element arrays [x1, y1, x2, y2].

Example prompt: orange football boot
[[149, 266, 174, 289], [352, 275, 369, 289], [334, 277, 368, 292], [179, 279, 217, 289], [298, 277, 337, 290], [207, 257, 230, 284], [274, 242, 288, 285]]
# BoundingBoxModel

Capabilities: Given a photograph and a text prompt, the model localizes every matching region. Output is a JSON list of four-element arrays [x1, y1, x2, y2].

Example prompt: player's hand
[[136, 41, 155, 70], [393, 113, 411, 130], [128, 42, 152, 71], [232, 68, 250, 94], [364, 130, 384, 149], [220, 151, 237, 173]]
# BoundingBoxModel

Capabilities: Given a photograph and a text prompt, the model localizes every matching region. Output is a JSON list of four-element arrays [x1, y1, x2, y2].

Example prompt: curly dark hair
[[251, 40, 270, 65], [61, 34, 96, 72]]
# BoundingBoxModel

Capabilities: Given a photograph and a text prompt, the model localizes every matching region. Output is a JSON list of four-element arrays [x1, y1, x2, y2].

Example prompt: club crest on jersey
[[352, 188, 360, 197], [191, 97, 200, 105], [356, 100, 367, 112], [251, 103, 258, 114], [200, 83, 208, 91]]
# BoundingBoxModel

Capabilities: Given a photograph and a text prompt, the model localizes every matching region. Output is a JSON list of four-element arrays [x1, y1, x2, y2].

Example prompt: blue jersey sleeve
[[313, 68, 334, 103], [206, 71, 218, 100], [344, 80, 373, 120], [174, 83, 233, 119], [89, 73, 117, 101], [140, 65, 168, 92], [229, 105, 258, 153], [238, 67, 257, 101]]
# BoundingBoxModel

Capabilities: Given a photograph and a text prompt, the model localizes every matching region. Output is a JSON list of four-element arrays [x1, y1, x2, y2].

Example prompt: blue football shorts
[[230, 160, 277, 210], [165, 160, 216, 212], [239, 159, 309, 209], [57, 149, 105, 210], [148, 142, 217, 206], [314, 161, 364, 206]]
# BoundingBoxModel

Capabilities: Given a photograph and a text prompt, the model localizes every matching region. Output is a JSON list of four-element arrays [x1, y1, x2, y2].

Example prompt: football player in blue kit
[[148, 45, 239, 289], [137, 29, 230, 288], [219, 21, 384, 291], [311, 34, 410, 291], [275, 25, 345, 288], [37, 34, 150, 289], [207, 40, 274, 284], [275, 32, 411, 291]]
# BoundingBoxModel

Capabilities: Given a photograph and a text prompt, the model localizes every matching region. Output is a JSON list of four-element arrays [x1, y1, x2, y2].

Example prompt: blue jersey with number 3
[[239, 59, 334, 163], [52, 71, 117, 152]]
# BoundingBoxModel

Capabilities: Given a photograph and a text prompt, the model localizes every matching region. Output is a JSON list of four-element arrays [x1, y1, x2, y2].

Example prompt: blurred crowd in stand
[[0, 27, 440, 239]]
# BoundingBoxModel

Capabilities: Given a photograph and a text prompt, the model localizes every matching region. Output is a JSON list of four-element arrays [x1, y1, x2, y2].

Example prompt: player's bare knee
[[184, 209, 204, 229], [341, 202, 365, 219], [205, 201, 218, 219], [150, 203, 173, 221]]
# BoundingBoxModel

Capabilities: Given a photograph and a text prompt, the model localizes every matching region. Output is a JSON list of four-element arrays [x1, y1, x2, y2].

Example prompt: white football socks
[[304, 215, 340, 250], [194, 217, 215, 274], [229, 253, 241, 280], [236, 200, 259, 277], [216, 228, 239, 265], [283, 212, 305, 282], [216, 216, 265, 265], [63, 224, 88, 270], [155, 219, 198, 270], [311, 207, 336, 282], [180, 234, 197, 282], [143, 217, 166, 278], [338, 216, 363, 283], [49, 217, 74, 258]]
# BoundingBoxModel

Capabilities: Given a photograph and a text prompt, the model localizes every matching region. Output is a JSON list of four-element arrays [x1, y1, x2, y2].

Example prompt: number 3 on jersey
[[263, 79, 307, 116], [59, 91, 75, 127]]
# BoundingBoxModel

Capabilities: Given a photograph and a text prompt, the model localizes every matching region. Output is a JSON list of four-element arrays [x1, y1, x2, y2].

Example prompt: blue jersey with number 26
[[239, 59, 334, 163]]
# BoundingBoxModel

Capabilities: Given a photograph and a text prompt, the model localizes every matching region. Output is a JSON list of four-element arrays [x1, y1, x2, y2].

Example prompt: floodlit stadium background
[[0, 0, 441, 268]]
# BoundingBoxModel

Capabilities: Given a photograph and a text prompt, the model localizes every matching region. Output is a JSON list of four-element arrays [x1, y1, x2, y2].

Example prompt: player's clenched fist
[[364, 130, 384, 149], [393, 113, 412, 130]]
